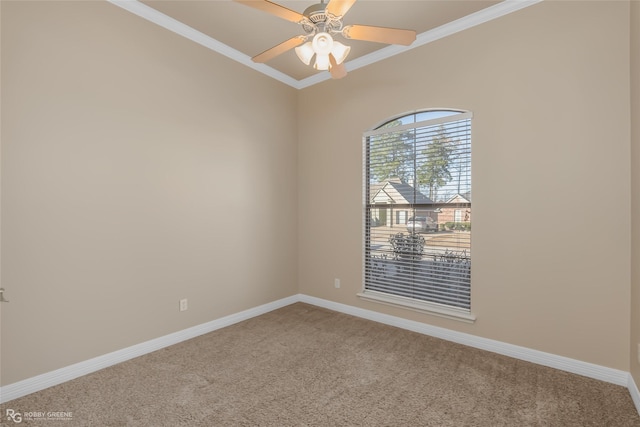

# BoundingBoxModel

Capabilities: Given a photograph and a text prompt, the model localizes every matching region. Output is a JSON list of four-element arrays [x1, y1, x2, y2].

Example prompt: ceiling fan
[[234, 0, 417, 79]]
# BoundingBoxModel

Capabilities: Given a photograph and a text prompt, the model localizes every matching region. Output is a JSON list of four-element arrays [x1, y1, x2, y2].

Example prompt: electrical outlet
[[334, 278, 341, 289], [179, 299, 188, 312]]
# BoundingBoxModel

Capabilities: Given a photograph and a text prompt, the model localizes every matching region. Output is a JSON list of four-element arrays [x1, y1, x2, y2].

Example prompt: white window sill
[[357, 290, 477, 324]]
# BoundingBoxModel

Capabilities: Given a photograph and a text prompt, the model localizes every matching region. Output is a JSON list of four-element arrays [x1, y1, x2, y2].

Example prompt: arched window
[[361, 109, 474, 320]]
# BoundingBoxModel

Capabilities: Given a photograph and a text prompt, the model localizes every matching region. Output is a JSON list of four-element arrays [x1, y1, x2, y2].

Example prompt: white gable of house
[[371, 180, 432, 205], [446, 193, 470, 204]]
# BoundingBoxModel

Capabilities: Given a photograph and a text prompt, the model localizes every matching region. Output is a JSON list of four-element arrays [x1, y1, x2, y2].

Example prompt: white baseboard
[[0, 295, 298, 403], [298, 294, 631, 387], [2, 292, 638, 417]]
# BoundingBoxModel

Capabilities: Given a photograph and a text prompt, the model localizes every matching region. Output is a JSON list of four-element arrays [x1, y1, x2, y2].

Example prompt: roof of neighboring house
[[445, 192, 471, 203], [370, 177, 433, 204]]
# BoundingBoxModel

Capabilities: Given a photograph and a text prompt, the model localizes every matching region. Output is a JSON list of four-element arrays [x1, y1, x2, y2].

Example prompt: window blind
[[363, 111, 472, 310]]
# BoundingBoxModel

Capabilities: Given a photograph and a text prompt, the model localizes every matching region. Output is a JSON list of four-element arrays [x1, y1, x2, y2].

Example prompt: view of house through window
[[363, 110, 472, 311]]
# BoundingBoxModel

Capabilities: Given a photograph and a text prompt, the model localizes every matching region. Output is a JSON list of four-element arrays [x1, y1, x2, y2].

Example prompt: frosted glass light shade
[[314, 54, 330, 70], [331, 41, 350, 64], [312, 32, 334, 55], [295, 42, 314, 65]]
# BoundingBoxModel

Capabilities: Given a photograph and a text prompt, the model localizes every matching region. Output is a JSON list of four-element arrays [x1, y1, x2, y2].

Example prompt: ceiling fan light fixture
[[295, 41, 315, 65], [303, 32, 350, 70], [236, 0, 415, 79], [314, 53, 331, 70]]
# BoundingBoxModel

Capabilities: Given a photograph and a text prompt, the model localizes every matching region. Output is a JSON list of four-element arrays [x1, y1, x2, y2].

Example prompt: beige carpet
[[2, 303, 639, 426]]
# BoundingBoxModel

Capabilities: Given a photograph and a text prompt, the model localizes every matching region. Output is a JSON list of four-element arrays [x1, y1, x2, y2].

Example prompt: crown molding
[[107, 0, 303, 88], [109, 0, 542, 90], [306, 0, 542, 87]]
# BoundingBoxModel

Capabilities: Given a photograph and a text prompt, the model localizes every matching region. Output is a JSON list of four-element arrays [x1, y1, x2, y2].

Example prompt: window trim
[[365, 111, 472, 139], [357, 290, 477, 323], [361, 109, 475, 323]]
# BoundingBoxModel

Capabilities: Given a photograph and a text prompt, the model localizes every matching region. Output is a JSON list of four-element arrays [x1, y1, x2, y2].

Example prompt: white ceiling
[[108, 0, 541, 89]]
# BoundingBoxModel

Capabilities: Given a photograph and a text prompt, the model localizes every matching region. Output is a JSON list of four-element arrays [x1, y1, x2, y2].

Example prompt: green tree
[[417, 125, 455, 201], [368, 120, 414, 184]]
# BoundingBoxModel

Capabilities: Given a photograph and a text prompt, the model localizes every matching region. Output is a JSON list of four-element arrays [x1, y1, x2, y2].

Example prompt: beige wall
[[1, 0, 636, 388], [631, 0, 640, 383], [299, 0, 632, 370], [0, 1, 298, 385]]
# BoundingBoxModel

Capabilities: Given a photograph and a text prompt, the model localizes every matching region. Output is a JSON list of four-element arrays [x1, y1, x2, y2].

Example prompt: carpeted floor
[[2, 303, 640, 426]]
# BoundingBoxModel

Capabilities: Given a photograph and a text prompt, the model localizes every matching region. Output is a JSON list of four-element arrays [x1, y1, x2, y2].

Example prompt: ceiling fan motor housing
[[302, 2, 343, 35]]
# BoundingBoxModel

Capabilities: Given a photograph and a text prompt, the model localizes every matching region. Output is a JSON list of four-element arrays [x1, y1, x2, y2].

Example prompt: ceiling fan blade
[[234, 0, 306, 24], [329, 54, 347, 79], [343, 25, 416, 46], [252, 36, 306, 63], [326, 0, 357, 18]]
